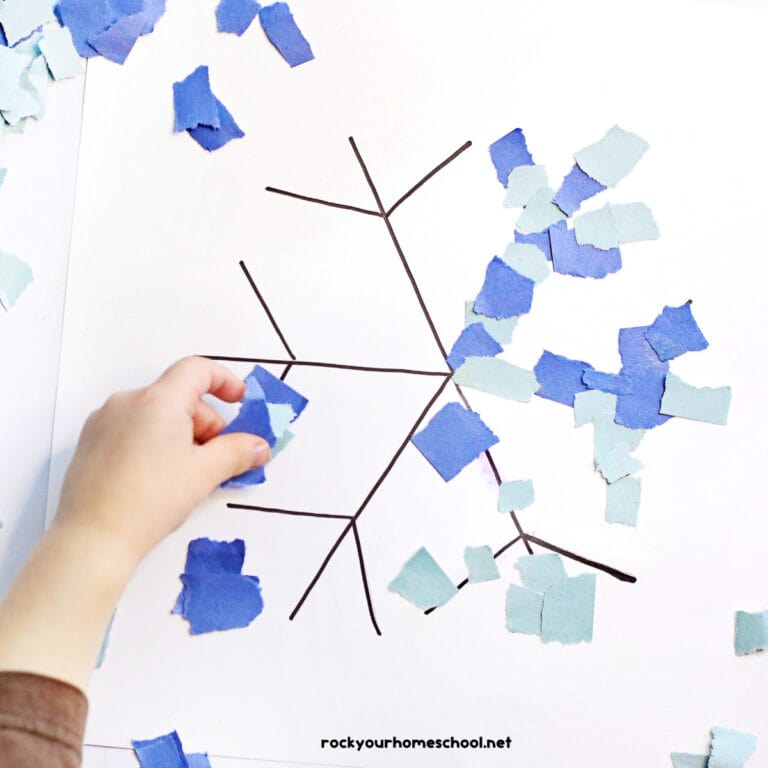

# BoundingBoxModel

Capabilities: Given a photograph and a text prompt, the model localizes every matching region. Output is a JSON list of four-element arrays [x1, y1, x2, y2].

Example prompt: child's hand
[[55, 356, 270, 561]]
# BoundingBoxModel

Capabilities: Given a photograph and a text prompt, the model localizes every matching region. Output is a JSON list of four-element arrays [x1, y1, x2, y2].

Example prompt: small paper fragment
[[95, 611, 116, 669], [549, 220, 622, 279], [464, 301, 517, 345], [132, 731, 188, 768], [265, 402, 294, 439], [388, 547, 458, 609], [709, 726, 757, 768], [515, 228, 552, 261], [503, 164, 548, 208], [574, 203, 659, 249], [515, 554, 566, 593], [0, 168, 6, 188], [553, 163, 606, 216], [605, 475, 641, 526], [0, 250, 34, 309], [574, 125, 649, 187], [670, 753, 709, 768], [216, 0, 261, 35], [489, 127, 534, 187], [734, 610, 768, 656], [473, 256, 535, 319], [573, 205, 619, 249], [259, 2, 314, 67], [186, 756, 212, 768], [516, 187, 566, 234], [534, 350, 594, 407], [173, 65, 220, 132], [595, 442, 643, 484], [411, 402, 499, 482], [660, 373, 731, 425], [446, 322, 503, 371], [454, 357, 538, 402], [0, 0, 55, 47], [505, 584, 543, 635], [464, 546, 500, 583], [501, 242, 550, 284], [645, 303, 709, 361], [540, 574, 596, 644], [582, 369, 632, 395], [188, 97, 245, 152], [498, 480, 534, 513], [574, 389, 617, 427], [39, 25, 83, 79], [88, 11, 148, 65]]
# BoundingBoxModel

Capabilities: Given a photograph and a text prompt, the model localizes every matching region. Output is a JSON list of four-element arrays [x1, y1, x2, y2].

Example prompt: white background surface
[[4, 0, 768, 766]]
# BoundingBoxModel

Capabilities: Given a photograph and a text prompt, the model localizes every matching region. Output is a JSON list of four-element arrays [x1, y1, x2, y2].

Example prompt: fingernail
[[252, 440, 271, 467]]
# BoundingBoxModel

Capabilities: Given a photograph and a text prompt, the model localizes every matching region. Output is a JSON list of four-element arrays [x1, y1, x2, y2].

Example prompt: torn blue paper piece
[[516, 187, 566, 234], [501, 243, 550, 284], [0, 23, 6, 46], [55, 0, 112, 57], [505, 584, 542, 635], [582, 369, 632, 395], [489, 128, 534, 187], [660, 373, 731, 425], [575, 203, 659, 249], [0, 0, 55, 47], [446, 322, 503, 371], [454, 357, 538, 402], [615, 325, 671, 429], [735, 610, 768, 656], [132, 731, 188, 768], [498, 480, 534, 512], [645, 303, 709, 361], [173, 538, 263, 635], [595, 442, 643, 484], [515, 554, 566, 594], [188, 96, 245, 152], [670, 754, 709, 768], [709, 727, 757, 768], [549, 220, 622, 279], [39, 25, 82, 79], [534, 350, 594, 407], [573, 125, 649, 188], [514, 228, 552, 261], [173, 65, 220, 132], [503, 164, 548, 208], [95, 610, 116, 669], [89, 11, 148, 65], [464, 546, 500, 583], [553, 163, 606, 216], [473, 256, 534, 319], [186, 756, 211, 768], [464, 301, 517, 345], [605, 475, 641, 526], [540, 574, 596, 644], [411, 402, 499, 482], [0, 250, 33, 309], [216, 0, 261, 35], [388, 547, 458, 609], [259, 2, 314, 67]]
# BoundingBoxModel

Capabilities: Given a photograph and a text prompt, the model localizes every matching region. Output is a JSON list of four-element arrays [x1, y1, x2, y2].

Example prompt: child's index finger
[[155, 356, 246, 406]]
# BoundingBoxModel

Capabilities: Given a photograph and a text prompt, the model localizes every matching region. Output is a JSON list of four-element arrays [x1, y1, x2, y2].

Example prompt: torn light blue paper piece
[[473, 256, 534, 319], [516, 187, 566, 235], [515, 228, 552, 261], [515, 554, 566, 594], [173, 65, 220, 132], [595, 442, 643, 484], [660, 373, 731, 425], [132, 731, 188, 768], [670, 754, 709, 768], [534, 350, 594, 407], [645, 303, 709, 361], [549, 220, 622, 279], [498, 480, 534, 512], [0, 250, 34, 309], [505, 584, 543, 635], [575, 203, 659, 249], [0, 168, 6, 187], [216, 0, 261, 35], [89, 11, 149, 65], [503, 164, 547, 208], [605, 475, 641, 526], [388, 547, 458, 609], [573, 205, 619, 250], [709, 727, 757, 768], [0, 46, 33, 116], [734, 610, 768, 656], [39, 25, 82, 79], [553, 163, 606, 216], [489, 128, 534, 187], [411, 402, 499, 482], [446, 322, 502, 371], [573, 125, 649, 188], [540, 573, 596, 644], [173, 538, 263, 635], [464, 301, 517, 345], [574, 389, 617, 427], [464, 546, 500, 583], [266, 402, 294, 439], [0, 0, 55, 47], [95, 610, 116, 669], [501, 242, 550, 284], [454, 357, 538, 402], [259, 2, 314, 67]]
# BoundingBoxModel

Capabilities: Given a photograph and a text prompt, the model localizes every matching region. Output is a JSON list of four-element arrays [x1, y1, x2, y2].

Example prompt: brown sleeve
[[0, 671, 88, 768]]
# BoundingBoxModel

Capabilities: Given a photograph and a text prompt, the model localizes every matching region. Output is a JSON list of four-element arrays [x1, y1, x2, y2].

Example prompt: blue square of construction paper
[[446, 322, 503, 370], [259, 2, 314, 67], [132, 731, 188, 768], [216, 0, 261, 35], [473, 256, 535, 319], [645, 303, 709, 361], [553, 163, 606, 216], [183, 538, 245, 575], [534, 351, 594, 407], [412, 402, 499, 481], [177, 573, 263, 635], [173, 65, 220, 132], [489, 128, 534, 186]]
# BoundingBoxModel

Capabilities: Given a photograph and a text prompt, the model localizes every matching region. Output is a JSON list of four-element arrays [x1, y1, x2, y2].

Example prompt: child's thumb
[[198, 432, 271, 486]]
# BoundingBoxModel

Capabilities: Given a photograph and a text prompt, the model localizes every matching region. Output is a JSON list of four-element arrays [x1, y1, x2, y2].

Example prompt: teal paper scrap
[[660, 373, 731, 425], [0, 249, 33, 309], [265, 402, 294, 439], [605, 475, 641, 526], [671, 754, 709, 768], [574, 389, 618, 427], [709, 726, 757, 768], [503, 164, 548, 208], [39, 24, 83, 79], [464, 301, 517, 345], [498, 479, 534, 512], [454, 357, 538, 402], [594, 418, 645, 459], [540, 574, 596, 644], [501, 242, 550, 284], [388, 547, 458, 610], [595, 442, 643, 484], [0, 46, 34, 116], [96, 610, 116, 669], [734, 610, 768, 656], [516, 187, 566, 234], [464, 545, 500, 583], [515, 554, 566, 594], [575, 203, 659, 249], [0, 0, 55, 47], [505, 584, 543, 635], [573, 205, 618, 250], [574, 125, 649, 188]]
